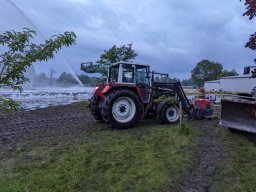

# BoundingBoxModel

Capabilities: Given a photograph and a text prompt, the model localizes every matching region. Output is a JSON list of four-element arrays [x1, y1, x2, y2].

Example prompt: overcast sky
[[0, 0, 256, 79]]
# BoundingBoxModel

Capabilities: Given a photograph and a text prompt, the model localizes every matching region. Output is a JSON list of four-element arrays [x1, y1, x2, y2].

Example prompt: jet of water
[[58, 56, 87, 89], [6, 0, 45, 39], [6, 0, 89, 94]]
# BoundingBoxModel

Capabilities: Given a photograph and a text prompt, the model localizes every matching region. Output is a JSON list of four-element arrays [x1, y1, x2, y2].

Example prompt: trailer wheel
[[159, 103, 180, 124], [89, 94, 103, 121], [100, 90, 142, 129]]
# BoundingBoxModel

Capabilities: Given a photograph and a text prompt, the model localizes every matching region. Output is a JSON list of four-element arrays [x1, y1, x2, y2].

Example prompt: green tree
[[97, 43, 138, 64], [181, 78, 194, 86], [0, 28, 76, 110], [89, 76, 101, 86], [57, 72, 68, 83], [78, 74, 90, 85], [35, 72, 49, 84], [219, 69, 238, 78], [241, 0, 256, 60], [57, 72, 77, 85], [242, 0, 256, 20], [191, 59, 223, 86], [96, 43, 138, 77]]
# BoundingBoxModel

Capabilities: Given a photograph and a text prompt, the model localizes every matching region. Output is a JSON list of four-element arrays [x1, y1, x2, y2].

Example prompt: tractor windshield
[[122, 64, 135, 83]]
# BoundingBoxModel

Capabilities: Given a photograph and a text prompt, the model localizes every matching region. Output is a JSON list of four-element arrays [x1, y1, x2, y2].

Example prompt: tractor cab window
[[109, 65, 118, 82], [136, 66, 150, 86], [122, 64, 135, 83]]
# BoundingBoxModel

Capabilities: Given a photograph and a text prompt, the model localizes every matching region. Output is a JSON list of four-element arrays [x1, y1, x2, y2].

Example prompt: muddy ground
[[0, 103, 106, 159], [178, 108, 225, 191], [0, 103, 255, 191]]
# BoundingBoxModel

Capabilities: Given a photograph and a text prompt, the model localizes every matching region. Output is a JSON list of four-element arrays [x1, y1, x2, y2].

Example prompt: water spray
[[6, 0, 91, 96], [6, 0, 45, 39]]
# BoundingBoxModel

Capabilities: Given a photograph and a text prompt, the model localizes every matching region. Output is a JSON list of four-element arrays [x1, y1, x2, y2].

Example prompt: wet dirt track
[[179, 117, 225, 192], [178, 106, 256, 192]]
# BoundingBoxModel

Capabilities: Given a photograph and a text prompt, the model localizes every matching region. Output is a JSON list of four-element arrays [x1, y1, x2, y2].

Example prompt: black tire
[[89, 94, 103, 121], [192, 109, 204, 120], [100, 89, 142, 129], [159, 102, 180, 124]]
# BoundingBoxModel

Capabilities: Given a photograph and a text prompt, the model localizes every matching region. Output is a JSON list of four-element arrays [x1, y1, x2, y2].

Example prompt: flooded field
[[0, 86, 94, 110], [0, 86, 224, 111]]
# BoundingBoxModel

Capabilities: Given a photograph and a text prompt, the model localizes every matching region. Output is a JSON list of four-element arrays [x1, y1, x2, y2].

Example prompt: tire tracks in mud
[[178, 118, 226, 192], [178, 104, 256, 192]]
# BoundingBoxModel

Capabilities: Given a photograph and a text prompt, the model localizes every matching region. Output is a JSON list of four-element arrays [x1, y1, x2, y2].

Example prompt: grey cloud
[[0, 0, 255, 79]]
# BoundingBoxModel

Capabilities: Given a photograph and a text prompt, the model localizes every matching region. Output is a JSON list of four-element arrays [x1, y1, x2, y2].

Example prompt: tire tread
[[100, 89, 142, 129]]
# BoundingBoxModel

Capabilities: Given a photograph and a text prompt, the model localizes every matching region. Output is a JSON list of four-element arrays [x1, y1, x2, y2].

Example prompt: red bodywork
[[194, 98, 212, 109], [94, 83, 149, 104], [94, 84, 106, 98]]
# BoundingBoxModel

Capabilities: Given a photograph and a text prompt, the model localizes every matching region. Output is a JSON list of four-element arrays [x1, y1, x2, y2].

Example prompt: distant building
[[204, 66, 256, 93], [204, 80, 220, 92]]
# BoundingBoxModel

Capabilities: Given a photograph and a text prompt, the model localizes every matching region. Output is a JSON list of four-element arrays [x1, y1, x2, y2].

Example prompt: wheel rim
[[112, 97, 136, 123], [166, 105, 179, 122]]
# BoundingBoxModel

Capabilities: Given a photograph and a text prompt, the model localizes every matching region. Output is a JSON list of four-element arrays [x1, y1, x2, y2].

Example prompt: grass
[[72, 100, 89, 107], [0, 123, 197, 192], [215, 129, 256, 192]]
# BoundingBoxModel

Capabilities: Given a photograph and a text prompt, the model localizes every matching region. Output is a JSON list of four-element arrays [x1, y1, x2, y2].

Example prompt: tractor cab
[[108, 62, 150, 87], [80, 61, 151, 103], [80, 61, 151, 86], [107, 62, 151, 103]]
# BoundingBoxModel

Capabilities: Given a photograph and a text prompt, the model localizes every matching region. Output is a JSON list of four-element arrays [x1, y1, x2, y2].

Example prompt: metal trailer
[[220, 92, 256, 133]]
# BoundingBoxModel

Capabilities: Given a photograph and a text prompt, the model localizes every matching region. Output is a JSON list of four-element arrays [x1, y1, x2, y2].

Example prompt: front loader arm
[[80, 62, 110, 73]]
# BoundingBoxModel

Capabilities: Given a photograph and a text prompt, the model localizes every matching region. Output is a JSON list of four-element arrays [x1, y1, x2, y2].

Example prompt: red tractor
[[81, 62, 213, 129]]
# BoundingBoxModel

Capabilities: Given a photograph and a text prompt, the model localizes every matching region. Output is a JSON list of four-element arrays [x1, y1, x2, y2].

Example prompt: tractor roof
[[111, 61, 150, 67]]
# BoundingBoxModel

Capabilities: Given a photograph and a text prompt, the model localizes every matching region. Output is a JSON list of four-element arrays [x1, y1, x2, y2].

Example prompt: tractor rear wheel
[[159, 103, 180, 124], [89, 94, 103, 121], [100, 90, 142, 129]]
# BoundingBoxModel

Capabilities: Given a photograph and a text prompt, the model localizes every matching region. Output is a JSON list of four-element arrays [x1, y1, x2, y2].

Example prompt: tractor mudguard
[[102, 85, 112, 94], [95, 84, 107, 99]]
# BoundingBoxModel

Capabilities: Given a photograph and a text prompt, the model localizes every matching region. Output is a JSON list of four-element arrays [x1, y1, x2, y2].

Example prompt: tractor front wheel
[[100, 90, 142, 129], [159, 103, 180, 124]]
